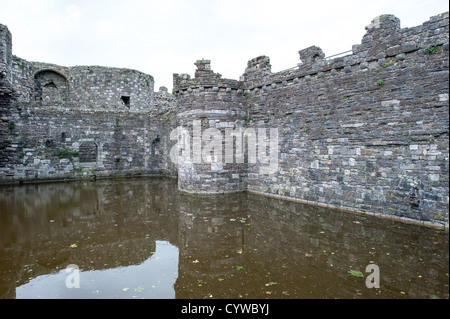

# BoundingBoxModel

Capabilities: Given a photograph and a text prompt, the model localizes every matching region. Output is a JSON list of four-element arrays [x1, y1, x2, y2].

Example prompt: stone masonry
[[1, 23, 177, 181], [1, 13, 449, 227], [173, 13, 449, 227]]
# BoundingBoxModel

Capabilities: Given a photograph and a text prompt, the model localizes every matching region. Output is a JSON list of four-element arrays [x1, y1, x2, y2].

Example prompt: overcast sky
[[1, 0, 449, 91]]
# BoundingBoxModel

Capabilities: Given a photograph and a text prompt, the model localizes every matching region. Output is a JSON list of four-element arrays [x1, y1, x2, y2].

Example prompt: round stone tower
[[173, 59, 247, 194]]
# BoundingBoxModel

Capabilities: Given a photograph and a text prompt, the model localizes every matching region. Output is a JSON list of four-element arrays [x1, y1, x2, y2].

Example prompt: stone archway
[[34, 69, 69, 102]]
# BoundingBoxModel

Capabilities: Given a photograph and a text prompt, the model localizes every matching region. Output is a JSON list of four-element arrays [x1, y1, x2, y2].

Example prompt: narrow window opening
[[121, 96, 130, 108]]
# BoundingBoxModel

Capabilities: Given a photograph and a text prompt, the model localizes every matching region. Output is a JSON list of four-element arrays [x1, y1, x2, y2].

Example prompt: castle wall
[[1, 104, 176, 181], [1, 12, 449, 226], [0, 23, 177, 183], [173, 13, 449, 225], [244, 13, 449, 224], [0, 24, 16, 170], [11, 59, 155, 110]]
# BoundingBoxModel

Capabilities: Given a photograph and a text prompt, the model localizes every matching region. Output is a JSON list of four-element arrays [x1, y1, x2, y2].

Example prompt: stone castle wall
[[173, 13, 449, 226], [0, 24, 15, 171], [1, 12, 449, 226], [0, 23, 177, 182], [11, 58, 155, 110], [244, 13, 449, 225]]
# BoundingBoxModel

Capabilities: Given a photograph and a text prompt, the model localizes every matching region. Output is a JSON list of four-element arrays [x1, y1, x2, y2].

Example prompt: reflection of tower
[[175, 192, 248, 298], [173, 59, 247, 194]]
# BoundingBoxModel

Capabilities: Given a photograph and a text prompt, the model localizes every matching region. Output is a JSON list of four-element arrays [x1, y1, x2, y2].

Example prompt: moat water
[[0, 177, 448, 299]]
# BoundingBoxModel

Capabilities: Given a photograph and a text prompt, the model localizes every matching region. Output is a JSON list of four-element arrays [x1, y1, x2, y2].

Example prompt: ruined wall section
[[0, 23, 177, 183], [243, 13, 449, 224], [11, 59, 155, 111], [153, 86, 176, 110], [173, 59, 247, 193], [0, 107, 177, 181]]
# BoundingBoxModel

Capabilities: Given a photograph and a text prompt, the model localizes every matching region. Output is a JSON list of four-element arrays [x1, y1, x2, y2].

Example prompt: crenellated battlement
[[242, 12, 449, 91], [176, 12, 449, 98], [174, 59, 244, 98]]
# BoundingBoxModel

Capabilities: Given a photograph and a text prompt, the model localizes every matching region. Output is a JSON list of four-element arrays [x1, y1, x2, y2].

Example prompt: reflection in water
[[16, 241, 178, 299], [176, 193, 248, 299], [0, 178, 448, 299]]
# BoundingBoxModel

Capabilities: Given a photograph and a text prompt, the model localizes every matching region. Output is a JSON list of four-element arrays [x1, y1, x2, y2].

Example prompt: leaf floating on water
[[218, 278, 225, 282], [192, 259, 200, 263], [348, 270, 364, 278], [265, 282, 277, 286], [69, 243, 78, 248], [236, 266, 244, 270], [134, 286, 144, 293]]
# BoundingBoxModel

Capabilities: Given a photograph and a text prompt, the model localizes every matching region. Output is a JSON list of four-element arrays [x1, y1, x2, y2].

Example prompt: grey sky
[[1, 0, 449, 91]]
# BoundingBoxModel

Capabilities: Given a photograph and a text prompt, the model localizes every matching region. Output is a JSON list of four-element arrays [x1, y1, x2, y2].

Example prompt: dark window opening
[[151, 135, 160, 156], [121, 96, 130, 108]]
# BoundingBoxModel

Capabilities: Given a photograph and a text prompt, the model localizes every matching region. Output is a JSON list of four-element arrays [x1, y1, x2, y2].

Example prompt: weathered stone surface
[[173, 12, 449, 225], [1, 12, 449, 226], [0, 23, 177, 183]]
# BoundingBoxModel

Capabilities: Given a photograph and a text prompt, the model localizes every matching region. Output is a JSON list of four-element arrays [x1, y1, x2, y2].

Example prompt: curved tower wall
[[174, 59, 247, 193]]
